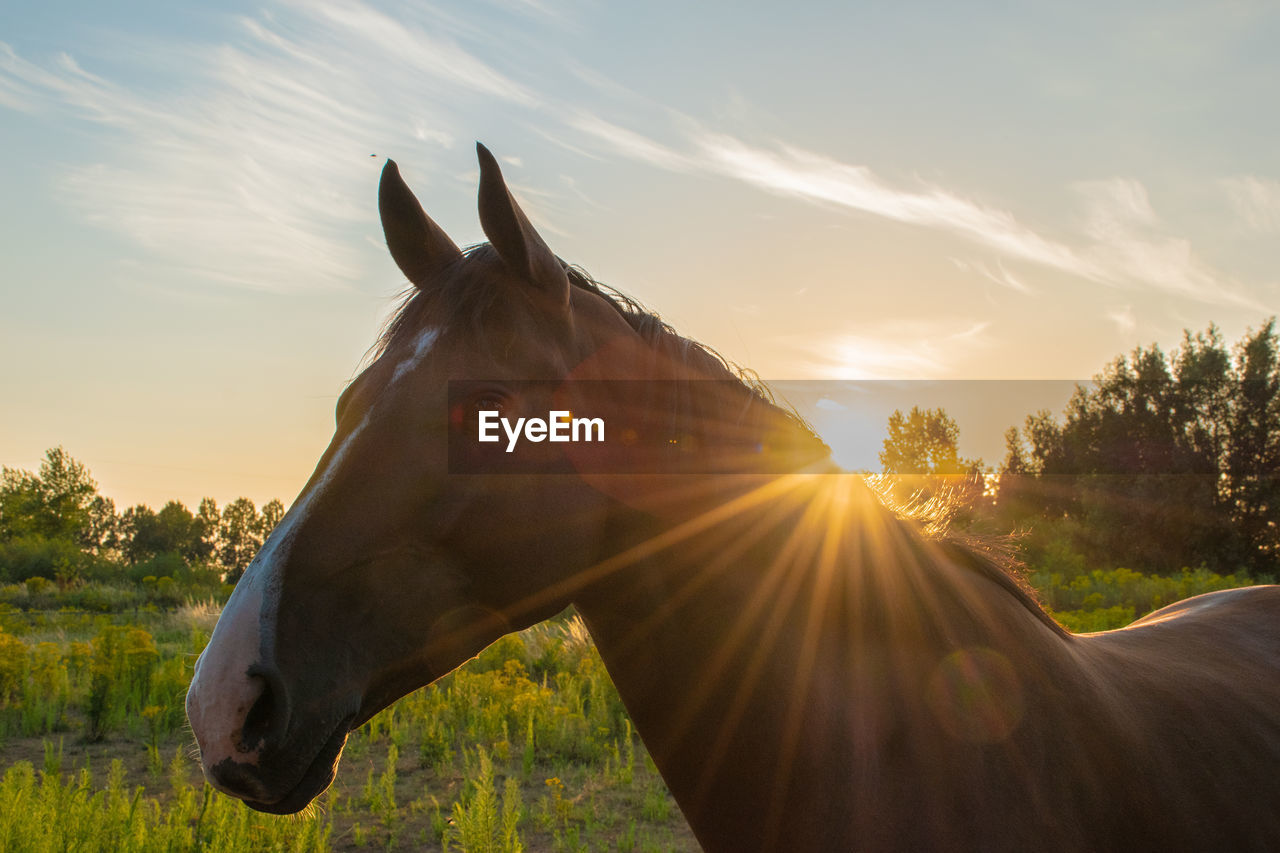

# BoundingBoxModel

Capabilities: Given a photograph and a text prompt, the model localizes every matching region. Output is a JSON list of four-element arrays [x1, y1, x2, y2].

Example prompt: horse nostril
[[239, 666, 289, 754], [238, 678, 273, 753]]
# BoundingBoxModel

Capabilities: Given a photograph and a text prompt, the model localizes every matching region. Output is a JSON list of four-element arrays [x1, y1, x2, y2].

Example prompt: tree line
[[0, 448, 282, 588], [883, 319, 1278, 578], [5, 318, 1276, 595]]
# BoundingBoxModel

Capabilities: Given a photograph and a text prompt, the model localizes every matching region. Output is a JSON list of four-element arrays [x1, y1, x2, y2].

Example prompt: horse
[[186, 144, 1280, 852]]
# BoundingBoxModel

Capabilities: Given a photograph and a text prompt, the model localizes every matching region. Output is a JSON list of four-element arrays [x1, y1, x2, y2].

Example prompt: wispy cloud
[[483, 0, 563, 20], [567, 113, 1100, 282], [567, 113, 696, 172], [1076, 177, 1158, 232], [2, 4, 1272, 314], [574, 118, 1267, 312], [570, 112, 1090, 284], [1107, 304, 1136, 333], [694, 134, 1095, 278], [0, 46, 38, 110], [1071, 177, 1262, 309], [0, 1, 538, 292], [949, 257, 1033, 294], [1222, 175, 1280, 233], [292, 0, 538, 106]]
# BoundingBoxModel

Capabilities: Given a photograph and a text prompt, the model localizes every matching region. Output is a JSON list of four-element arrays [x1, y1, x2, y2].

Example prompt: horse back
[[1071, 584, 1280, 850]]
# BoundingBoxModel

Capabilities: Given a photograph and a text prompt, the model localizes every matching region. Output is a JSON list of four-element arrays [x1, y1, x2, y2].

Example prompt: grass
[[0, 561, 1265, 850], [0, 606, 697, 852]]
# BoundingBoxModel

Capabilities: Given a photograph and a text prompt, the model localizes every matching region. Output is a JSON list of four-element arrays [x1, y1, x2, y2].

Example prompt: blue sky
[[3, 1, 1279, 507]]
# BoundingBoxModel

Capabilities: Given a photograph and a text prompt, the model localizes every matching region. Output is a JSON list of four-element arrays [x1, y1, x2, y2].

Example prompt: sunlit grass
[[0, 608, 698, 851]]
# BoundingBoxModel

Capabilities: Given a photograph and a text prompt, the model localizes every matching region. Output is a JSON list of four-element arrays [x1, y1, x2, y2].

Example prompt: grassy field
[[0, 603, 696, 852], [0, 563, 1265, 852]]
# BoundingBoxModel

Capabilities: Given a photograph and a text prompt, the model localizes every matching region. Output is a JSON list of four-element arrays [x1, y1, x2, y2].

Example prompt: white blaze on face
[[187, 412, 373, 779], [187, 567, 267, 771], [188, 328, 441, 787], [391, 327, 440, 385]]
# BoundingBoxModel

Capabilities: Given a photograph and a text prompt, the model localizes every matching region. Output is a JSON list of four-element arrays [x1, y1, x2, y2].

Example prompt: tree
[[0, 447, 286, 591], [119, 505, 156, 564], [1171, 325, 1231, 470], [219, 498, 262, 583], [85, 495, 120, 557], [0, 448, 103, 586], [879, 406, 984, 511], [1003, 345, 1218, 572], [257, 498, 285, 540], [994, 426, 1038, 526], [0, 447, 100, 543], [879, 407, 978, 476], [1226, 319, 1280, 572], [123, 501, 211, 565], [196, 497, 220, 556], [996, 320, 1278, 575]]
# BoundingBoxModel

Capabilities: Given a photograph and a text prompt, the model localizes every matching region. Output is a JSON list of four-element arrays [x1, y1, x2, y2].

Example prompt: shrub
[[0, 536, 90, 584]]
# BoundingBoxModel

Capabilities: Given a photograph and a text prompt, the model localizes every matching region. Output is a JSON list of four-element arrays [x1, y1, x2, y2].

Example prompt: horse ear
[[379, 160, 462, 289], [476, 143, 570, 308]]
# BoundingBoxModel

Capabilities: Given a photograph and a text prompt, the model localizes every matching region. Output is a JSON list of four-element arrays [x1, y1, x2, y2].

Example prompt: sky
[[3, 0, 1279, 509]]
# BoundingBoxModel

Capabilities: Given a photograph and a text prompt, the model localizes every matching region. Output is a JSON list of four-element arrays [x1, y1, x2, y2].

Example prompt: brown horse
[[186, 145, 1280, 852]]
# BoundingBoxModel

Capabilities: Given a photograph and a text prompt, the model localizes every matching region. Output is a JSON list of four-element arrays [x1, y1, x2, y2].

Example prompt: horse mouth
[[241, 714, 354, 815]]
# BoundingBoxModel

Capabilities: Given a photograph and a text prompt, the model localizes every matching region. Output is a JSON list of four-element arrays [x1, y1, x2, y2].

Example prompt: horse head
[[185, 144, 657, 812]]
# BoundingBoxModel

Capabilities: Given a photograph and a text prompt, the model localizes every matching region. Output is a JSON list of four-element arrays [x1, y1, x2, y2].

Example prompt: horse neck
[[573, 476, 1071, 849]]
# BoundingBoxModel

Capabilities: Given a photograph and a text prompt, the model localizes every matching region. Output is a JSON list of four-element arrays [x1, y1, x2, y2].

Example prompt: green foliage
[[0, 605, 698, 849], [121, 501, 211, 565], [879, 407, 987, 516], [447, 746, 524, 853], [997, 319, 1280, 576], [83, 626, 157, 741], [1227, 318, 1280, 572], [1033, 532, 1089, 580], [259, 498, 285, 537], [0, 618, 183, 742], [880, 407, 978, 476], [1030, 565, 1257, 618], [1014, 536, 1264, 632], [218, 497, 262, 584], [0, 448, 285, 602], [0, 448, 98, 545], [0, 631, 26, 706], [1052, 606, 1135, 633], [0, 535, 97, 586], [327, 613, 694, 850], [0, 755, 332, 852]]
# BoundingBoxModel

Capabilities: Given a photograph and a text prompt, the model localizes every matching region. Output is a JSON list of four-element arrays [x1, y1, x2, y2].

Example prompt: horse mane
[[374, 245, 1064, 637], [871, 477, 1068, 636], [374, 245, 827, 446]]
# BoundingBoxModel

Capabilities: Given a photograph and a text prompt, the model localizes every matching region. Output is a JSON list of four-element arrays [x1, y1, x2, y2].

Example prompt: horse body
[[580, 478, 1280, 851], [185, 146, 1280, 851], [1077, 588, 1280, 847]]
